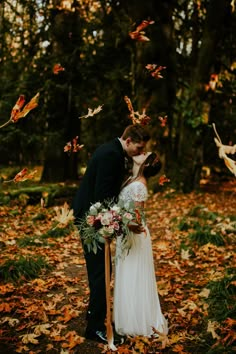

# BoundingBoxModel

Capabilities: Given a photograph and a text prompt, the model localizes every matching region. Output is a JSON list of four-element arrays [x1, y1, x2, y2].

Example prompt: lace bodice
[[119, 181, 148, 206]]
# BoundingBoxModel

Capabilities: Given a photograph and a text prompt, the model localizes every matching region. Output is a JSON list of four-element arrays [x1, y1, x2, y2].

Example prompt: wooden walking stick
[[105, 239, 117, 351]]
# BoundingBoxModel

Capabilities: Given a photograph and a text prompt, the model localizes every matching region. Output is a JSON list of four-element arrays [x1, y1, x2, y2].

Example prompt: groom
[[72, 124, 150, 343]]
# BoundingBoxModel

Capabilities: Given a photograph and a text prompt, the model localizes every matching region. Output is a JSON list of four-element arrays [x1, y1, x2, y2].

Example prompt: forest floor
[[0, 179, 235, 354]]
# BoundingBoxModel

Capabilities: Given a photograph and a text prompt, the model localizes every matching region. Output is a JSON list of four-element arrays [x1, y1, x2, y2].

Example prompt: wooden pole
[[105, 240, 117, 351]]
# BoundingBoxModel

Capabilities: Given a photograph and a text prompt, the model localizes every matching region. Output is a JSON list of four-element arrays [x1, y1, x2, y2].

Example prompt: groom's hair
[[121, 124, 150, 143]]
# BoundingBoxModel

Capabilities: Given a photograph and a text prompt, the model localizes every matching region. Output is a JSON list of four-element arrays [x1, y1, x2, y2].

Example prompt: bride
[[113, 152, 168, 337]]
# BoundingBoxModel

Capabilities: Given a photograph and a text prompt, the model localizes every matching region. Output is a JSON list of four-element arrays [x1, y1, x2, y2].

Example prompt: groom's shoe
[[85, 328, 125, 345], [114, 331, 125, 345], [85, 329, 107, 343]]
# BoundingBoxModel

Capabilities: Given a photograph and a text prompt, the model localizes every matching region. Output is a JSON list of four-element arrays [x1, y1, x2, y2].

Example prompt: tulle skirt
[[113, 227, 168, 337]]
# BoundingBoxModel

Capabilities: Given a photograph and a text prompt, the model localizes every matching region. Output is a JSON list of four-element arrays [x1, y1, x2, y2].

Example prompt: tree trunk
[[41, 6, 82, 182], [168, 0, 231, 192]]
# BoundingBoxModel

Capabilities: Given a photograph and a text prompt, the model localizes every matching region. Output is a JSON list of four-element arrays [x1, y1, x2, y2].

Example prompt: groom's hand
[[127, 223, 145, 234]]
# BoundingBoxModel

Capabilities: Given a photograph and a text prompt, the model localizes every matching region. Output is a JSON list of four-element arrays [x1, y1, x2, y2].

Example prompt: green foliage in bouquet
[[79, 199, 145, 254]]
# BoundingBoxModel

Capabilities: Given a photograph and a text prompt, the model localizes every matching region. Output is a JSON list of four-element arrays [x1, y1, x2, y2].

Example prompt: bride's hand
[[127, 223, 145, 234]]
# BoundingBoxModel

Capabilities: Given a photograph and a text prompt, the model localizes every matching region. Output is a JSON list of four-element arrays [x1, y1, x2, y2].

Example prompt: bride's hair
[[121, 152, 162, 188], [138, 152, 162, 178]]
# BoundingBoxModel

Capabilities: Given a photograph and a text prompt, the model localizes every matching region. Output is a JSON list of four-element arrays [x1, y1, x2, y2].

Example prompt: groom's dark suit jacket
[[72, 138, 126, 224]]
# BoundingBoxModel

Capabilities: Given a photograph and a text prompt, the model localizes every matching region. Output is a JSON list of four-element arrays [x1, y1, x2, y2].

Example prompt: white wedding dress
[[113, 181, 168, 337]]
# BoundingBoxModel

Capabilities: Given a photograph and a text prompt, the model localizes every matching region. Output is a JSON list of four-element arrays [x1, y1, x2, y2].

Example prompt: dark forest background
[[0, 0, 235, 192]]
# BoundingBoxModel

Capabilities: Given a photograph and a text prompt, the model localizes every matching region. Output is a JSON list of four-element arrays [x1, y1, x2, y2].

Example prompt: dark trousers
[[84, 243, 111, 332]]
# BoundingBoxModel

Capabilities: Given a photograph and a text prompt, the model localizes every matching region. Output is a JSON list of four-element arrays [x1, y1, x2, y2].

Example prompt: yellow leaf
[[199, 288, 210, 298], [20, 333, 40, 344], [53, 202, 75, 226], [181, 249, 191, 260], [207, 320, 220, 339], [33, 323, 51, 335]]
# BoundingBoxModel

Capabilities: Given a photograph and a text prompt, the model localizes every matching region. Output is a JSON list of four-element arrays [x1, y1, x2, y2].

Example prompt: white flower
[[101, 211, 113, 225], [99, 226, 114, 236], [94, 202, 102, 209], [89, 205, 98, 215], [111, 205, 121, 213]]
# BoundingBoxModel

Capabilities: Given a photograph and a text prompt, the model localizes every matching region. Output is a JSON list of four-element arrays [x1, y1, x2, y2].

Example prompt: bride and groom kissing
[[72, 124, 168, 346]]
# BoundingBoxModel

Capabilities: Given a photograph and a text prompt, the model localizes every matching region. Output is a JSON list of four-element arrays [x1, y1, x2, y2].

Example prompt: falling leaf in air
[[205, 73, 219, 91], [213, 123, 236, 176], [64, 136, 84, 154], [129, 20, 155, 42], [124, 96, 151, 125], [11, 93, 40, 123], [159, 175, 170, 186], [53, 63, 65, 74], [4, 168, 38, 183], [146, 64, 166, 79], [79, 105, 103, 119], [53, 202, 75, 226], [158, 115, 168, 127]]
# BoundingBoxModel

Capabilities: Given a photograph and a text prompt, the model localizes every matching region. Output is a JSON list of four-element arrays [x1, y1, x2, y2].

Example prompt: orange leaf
[[173, 344, 188, 353], [158, 115, 168, 127], [146, 64, 166, 79], [53, 63, 65, 74], [129, 31, 150, 41], [12, 168, 37, 183], [10, 95, 25, 121], [62, 330, 85, 349], [11, 93, 40, 122], [159, 175, 170, 186], [129, 20, 155, 42], [64, 136, 84, 154], [0, 302, 12, 312], [136, 19, 155, 32], [13, 168, 28, 183], [124, 96, 151, 125]]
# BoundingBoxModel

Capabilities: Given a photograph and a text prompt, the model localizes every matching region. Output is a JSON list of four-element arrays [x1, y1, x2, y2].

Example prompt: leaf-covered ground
[[0, 182, 235, 354]]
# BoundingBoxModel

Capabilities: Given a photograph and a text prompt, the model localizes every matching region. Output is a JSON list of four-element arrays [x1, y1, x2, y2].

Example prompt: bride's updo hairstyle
[[138, 152, 162, 179]]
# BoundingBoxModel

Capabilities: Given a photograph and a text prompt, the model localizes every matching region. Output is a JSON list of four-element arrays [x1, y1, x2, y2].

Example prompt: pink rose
[[123, 212, 133, 220], [113, 221, 120, 231]]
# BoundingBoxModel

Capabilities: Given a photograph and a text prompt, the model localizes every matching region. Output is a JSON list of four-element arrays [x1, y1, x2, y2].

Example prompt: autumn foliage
[[0, 186, 235, 353]]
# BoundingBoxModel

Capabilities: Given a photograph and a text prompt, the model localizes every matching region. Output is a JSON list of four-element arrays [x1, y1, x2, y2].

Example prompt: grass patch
[[41, 225, 73, 239], [189, 226, 225, 246], [195, 271, 236, 353], [32, 213, 47, 221], [206, 272, 236, 322], [188, 205, 219, 221], [175, 204, 235, 247], [17, 236, 49, 247], [0, 255, 51, 282], [177, 218, 201, 231]]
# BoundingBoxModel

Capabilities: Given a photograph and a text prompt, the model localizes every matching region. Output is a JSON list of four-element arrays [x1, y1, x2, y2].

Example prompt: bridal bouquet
[[79, 200, 144, 254]]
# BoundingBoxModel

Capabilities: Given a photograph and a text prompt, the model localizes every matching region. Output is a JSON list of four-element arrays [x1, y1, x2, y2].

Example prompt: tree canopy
[[0, 0, 235, 190]]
